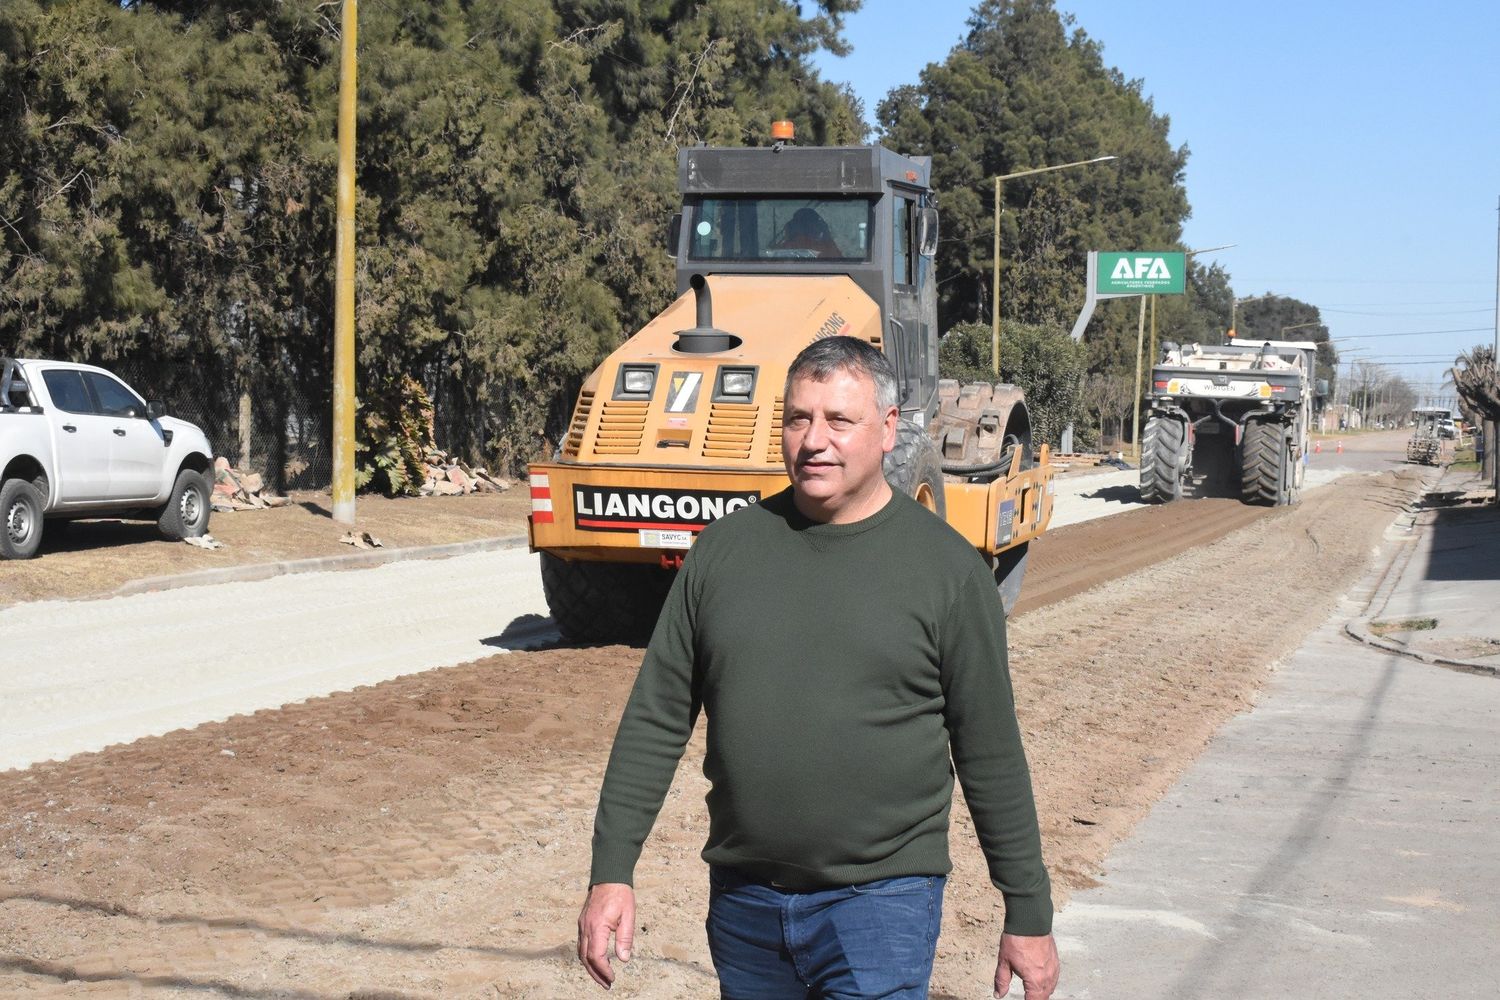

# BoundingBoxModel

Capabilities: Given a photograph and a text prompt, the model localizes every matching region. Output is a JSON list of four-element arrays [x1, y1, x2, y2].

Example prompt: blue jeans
[[705, 866, 946, 1000]]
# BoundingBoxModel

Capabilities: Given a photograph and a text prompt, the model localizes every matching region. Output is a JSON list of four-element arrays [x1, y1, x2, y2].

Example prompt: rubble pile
[[419, 451, 511, 497], [212, 457, 292, 513]]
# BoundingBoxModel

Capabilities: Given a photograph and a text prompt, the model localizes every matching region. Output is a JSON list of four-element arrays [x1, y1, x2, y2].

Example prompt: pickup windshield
[[688, 197, 872, 262]]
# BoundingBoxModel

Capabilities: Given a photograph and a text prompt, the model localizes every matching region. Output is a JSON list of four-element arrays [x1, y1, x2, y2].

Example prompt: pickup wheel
[[158, 469, 212, 540], [1, 478, 44, 560]]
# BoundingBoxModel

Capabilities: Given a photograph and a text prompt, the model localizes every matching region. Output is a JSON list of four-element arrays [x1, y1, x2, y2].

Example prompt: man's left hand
[[994, 932, 1059, 999]]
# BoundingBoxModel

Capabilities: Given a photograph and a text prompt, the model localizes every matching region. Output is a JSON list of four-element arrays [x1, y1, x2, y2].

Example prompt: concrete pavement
[[1347, 466, 1500, 673], [1051, 478, 1500, 999]]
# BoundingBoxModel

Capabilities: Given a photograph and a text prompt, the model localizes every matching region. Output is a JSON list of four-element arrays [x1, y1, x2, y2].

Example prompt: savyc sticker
[[573, 486, 759, 532]]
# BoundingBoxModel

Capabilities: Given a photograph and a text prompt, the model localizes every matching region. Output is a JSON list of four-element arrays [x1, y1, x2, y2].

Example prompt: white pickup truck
[[1, 358, 216, 559]]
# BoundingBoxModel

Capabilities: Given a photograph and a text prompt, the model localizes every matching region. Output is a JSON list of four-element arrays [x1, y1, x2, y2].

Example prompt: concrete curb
[[1343, 616, 1500, 677], [108, 534, 532, 601], [1341, 481, 1499, 677]]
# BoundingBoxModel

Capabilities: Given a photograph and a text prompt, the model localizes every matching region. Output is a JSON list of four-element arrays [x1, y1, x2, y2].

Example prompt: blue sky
[[811, 1, 1500, 406]]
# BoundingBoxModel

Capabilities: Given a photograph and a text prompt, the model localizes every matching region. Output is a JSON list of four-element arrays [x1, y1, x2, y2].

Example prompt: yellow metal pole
[[991, 175, 1001, 377], [1148, 294, 1157, 374], [332, 0, 358, 525], [1131, 295, 1147, 459]]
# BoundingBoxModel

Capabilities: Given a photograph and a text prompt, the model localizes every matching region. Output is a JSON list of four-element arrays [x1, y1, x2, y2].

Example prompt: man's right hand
[[578, 882, 636, 989]]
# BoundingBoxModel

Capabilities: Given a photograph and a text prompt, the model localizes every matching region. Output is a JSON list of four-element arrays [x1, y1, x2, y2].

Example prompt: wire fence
[[110, 358, 332, 493]]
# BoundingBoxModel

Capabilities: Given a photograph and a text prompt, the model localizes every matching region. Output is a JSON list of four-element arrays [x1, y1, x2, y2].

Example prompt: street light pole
[[991, 155, 1116, 375], [1280, 320, 1324, 337], [1229, 293, 1275, 342]]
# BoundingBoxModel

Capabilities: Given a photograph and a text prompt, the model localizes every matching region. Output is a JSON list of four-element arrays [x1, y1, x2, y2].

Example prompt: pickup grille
[[703, 403, 757, 460], [593, 400, 648, 456], [562, 390, 594, 458]]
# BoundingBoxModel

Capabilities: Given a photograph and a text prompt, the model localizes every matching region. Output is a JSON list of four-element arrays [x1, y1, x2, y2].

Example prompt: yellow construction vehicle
[[528, 123, 1054, 641]]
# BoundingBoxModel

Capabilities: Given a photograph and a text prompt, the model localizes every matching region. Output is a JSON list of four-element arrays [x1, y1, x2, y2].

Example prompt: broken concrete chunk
[[338, 530, 384, 549]]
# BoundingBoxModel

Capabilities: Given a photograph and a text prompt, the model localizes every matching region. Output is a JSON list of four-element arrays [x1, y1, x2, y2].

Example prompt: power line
[[1321, 307, 1493, 316], [1334, 326, 1491, 339]]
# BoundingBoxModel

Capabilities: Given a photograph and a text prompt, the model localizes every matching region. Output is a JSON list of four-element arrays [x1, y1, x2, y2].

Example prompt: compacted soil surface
[[0, 469, 1422, 998]]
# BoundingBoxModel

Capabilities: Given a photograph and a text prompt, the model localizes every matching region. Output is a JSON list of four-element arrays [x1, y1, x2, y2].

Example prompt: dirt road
[[0, 466, 1424, 998]]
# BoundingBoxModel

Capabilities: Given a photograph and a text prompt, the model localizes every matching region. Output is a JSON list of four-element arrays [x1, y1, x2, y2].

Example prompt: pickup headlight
[[716, 367, 757, 400]]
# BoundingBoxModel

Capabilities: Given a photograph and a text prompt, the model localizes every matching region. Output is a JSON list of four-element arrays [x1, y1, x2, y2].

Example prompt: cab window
[[892, 195, 914, 286], [688, 197, 872, 261], [83, 372, 145, 418], [41, 370, 93, 414]]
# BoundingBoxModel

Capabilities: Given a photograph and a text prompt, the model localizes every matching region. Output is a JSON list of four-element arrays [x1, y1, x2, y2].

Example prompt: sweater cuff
[[589, 841, 640, 888], [1001, 891, 1054, 936]]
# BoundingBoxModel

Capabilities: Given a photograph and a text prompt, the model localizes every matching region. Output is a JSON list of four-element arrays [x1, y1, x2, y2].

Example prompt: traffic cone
[[1314, 440, 1322, 454], [1336, 440, 1343, 454]]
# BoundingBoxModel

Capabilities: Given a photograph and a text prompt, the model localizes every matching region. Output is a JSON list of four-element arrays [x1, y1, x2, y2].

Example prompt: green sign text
[[1096, 251, 1186, 295]]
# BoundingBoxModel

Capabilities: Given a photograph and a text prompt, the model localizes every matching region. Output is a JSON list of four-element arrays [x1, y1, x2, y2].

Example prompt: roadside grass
[[1370, 617, 1439, 637]]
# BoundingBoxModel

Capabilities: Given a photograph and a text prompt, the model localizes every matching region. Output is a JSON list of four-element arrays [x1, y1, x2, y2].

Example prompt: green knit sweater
[[589, 487, 1053, 935]]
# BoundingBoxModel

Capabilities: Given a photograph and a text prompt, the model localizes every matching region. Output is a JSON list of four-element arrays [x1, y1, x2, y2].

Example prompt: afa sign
[[1096, 252, 1186, 295]]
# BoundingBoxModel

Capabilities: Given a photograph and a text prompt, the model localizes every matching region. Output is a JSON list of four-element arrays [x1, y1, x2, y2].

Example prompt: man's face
[[781, 367, 898, 523]]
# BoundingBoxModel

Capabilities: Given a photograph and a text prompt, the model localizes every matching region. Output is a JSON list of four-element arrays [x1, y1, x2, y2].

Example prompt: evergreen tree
[[0, 0, 863, 473], [878, 0, 1189, 340]]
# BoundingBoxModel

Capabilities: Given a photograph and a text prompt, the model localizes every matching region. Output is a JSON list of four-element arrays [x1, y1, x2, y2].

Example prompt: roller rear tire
[[541, 553, 676, 644]]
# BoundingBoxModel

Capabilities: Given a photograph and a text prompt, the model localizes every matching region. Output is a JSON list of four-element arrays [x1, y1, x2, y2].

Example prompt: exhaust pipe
[[674, 275, 741, 354]]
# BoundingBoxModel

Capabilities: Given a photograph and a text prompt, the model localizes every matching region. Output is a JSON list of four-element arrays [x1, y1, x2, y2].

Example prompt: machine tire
[[1139, 414, 1186, 503], [158, 468, 212, 540], [1, 478, 45, 560], [1240, 419, 1289, 506], [541, 552, 677, 644], [883, 418, 947, 518]]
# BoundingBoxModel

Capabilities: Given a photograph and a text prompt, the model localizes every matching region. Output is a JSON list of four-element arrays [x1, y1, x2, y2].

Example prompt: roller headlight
[[616, 365, 657, 398], [716, 367, 757, 400], [722, 371, 754, 395]]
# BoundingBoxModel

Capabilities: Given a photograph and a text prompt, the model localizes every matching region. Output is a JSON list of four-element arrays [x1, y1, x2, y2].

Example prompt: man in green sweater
[[578, 337, 1058, 999]]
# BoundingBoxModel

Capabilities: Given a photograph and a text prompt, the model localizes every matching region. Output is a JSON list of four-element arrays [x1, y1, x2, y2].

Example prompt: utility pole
[[1130, 295, 1148, 457], [1490, 195, 1499, 489], [331, 0, 358, 525]]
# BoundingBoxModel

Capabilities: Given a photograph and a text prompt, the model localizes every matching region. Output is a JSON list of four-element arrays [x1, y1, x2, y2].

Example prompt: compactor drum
[[527, 125, 1054, 642], [1140, 339, 1321, 507]]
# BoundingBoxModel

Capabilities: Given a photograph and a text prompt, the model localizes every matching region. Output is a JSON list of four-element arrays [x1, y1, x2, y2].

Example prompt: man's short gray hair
[[785, 336, 898, 411]]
